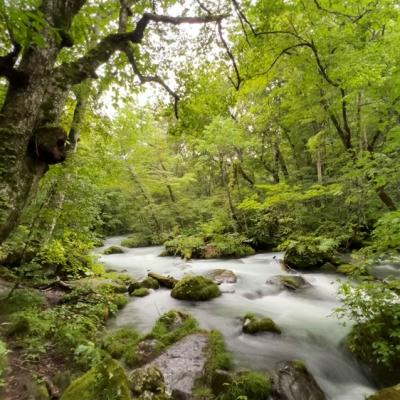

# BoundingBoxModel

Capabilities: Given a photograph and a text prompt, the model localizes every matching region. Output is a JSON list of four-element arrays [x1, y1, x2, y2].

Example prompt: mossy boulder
[[337, 263, 359, 275], [33, 381, 50, 400], [266, 275, 310, 291], [60, 358, 131, 400], [148, 272, 178, 289], [147, 310, 199, 346], [131, 288, 150, 297], [103, 246, 124, 255], [171, 275, 221, 301], [284, 247, 330, 270], [272, 360, 327, 400], [242, 313, 281, 335], [217, 370, 272, 400], [121, 234, 153, 248], [368, 384, 400, 400], [207, 269, 237, 284], [283, 237, 337, 270], [141, 277, 160, 289], [129, 366, 170, 399]]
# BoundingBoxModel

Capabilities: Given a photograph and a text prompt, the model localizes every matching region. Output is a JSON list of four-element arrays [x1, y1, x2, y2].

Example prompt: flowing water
[[97, 236, 376, 400]]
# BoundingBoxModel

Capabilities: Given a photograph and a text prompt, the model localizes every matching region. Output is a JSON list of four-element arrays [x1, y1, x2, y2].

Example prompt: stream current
[[98, 236, 376, 400]]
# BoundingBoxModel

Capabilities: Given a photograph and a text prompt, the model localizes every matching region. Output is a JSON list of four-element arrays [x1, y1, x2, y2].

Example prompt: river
[[97, 236, 376, 400]]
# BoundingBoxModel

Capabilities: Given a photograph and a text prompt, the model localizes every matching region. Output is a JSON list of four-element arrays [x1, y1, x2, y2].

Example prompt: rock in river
[[148, 272, 178, 289], [242, 313, 281, 335], [266, 275, 311, 291], [273, 360, 327, 400], [207, 269, 237, 284], [148, 333, 210, 398], [171, 275, 221, 301]]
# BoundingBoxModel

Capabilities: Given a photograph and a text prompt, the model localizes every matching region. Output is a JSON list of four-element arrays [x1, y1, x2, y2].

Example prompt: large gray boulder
[[148, 333, 209, 398]]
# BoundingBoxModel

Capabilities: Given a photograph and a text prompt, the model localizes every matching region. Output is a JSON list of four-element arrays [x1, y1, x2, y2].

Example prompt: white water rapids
[[97, 236, 376, 400]]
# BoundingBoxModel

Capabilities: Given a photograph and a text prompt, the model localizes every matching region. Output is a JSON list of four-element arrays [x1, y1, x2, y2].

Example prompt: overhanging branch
[[62, 12, 226, 85], [124, 45, 180, 118]]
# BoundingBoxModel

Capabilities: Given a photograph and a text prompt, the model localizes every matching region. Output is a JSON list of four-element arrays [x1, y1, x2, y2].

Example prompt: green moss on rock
[[103, 246, 124, 255], [147, 310, 199, 346], [242, 313, 281, 335], [131, 288, 150, 297], [141, 277, 160, 289], [129, 366, 168, 399], [60, 358, 131, 400], [148, 272, 178, 289], [171, 275, 221, 301]]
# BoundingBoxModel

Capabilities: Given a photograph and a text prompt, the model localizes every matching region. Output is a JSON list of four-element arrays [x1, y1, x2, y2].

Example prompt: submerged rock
[[60, 358, 131, 400], [171, 275, 221, 301], [266, 275, 311, 291], [103, 245, 124, 255], [207, 269, 237, 284], [367, 384, 400, 400], [148, 272, 178, 289], [242, 313, 281, 335], [273, 360, 326, 400]]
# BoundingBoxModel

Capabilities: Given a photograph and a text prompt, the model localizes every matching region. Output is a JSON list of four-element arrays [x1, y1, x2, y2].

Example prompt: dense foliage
[[0, 0, 399, 398]]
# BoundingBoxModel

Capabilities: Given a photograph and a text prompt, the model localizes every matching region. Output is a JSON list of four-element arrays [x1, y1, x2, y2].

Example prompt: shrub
[[0, 288, 46, 315], [216, 370, 272, 400], [337, 280, 400, 385], [0, 340, 8, 387]]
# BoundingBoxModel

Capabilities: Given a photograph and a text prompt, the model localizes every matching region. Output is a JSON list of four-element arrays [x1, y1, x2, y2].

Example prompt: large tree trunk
[[0, 1, 223, 244], [0, 0, 85, 243]]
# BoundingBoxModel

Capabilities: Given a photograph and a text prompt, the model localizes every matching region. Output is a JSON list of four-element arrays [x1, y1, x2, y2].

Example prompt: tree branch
[[313, 0, 374, 23], [217, 20, 242, 90], [196, 0, 242, 90], [62, 12, 225, 85], [124, 45, 180, 118]]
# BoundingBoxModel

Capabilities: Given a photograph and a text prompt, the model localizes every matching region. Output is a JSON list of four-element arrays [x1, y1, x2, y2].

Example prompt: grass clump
[[204, 330, 232, 383], [216, 370, 272, 400], [0, 340, 8, 387], [171, 275, 221, 301], [147, 310, 199, 347], [60, 357, 131, 400], [0, 288, 46, 315], [101, 327, 141, 367]]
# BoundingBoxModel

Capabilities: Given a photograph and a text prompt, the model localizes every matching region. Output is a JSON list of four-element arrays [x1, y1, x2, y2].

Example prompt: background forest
[[0, 0, 399, 399]]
